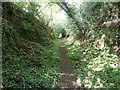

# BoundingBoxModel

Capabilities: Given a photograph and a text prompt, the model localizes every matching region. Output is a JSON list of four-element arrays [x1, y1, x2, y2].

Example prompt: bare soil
[[58, 40, 78, 89]]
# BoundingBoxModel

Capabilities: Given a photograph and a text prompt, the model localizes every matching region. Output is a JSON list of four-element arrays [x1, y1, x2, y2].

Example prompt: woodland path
[[58, 40, 79, 89]]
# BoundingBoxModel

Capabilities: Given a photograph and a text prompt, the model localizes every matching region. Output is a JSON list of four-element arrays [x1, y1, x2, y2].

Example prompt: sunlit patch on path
[[58, 40, 81, 88]]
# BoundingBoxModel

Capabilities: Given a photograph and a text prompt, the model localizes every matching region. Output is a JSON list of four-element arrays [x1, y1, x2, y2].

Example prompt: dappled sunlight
[[93, 34, 106, 50], [59, 72, 83, 88], [76, 77, 82, 86], [59, 73, 75, 77], [2, 1, 119, 89], [67, 33, 119, 88], [67, 36, 74, 42]]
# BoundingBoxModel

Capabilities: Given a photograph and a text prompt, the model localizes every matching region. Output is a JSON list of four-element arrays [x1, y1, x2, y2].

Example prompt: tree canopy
[[1, 1, 119, 89]]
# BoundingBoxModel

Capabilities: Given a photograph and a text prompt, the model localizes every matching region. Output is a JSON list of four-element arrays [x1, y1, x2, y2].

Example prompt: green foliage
[[2, 2, 59, 88], [2, 1, 119, 89], [3, 40, 60, 88], [65, 2, 119, 88], [67, 38, 119, 88], [21, 21, 31, 30]]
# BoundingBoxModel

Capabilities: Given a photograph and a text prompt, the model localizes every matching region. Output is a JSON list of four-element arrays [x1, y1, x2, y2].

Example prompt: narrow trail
[[58, 40, 79, 88]]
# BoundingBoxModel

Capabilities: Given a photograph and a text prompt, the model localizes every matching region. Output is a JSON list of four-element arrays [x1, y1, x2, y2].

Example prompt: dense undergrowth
[[65, 31, 119, 88], [63, 2, 119, 88], [2, 2, 60, 88], [1, 1, 119, 89]]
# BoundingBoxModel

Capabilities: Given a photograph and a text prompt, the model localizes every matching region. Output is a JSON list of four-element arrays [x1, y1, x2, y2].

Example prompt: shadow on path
[[58, 40, 80, 89]]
